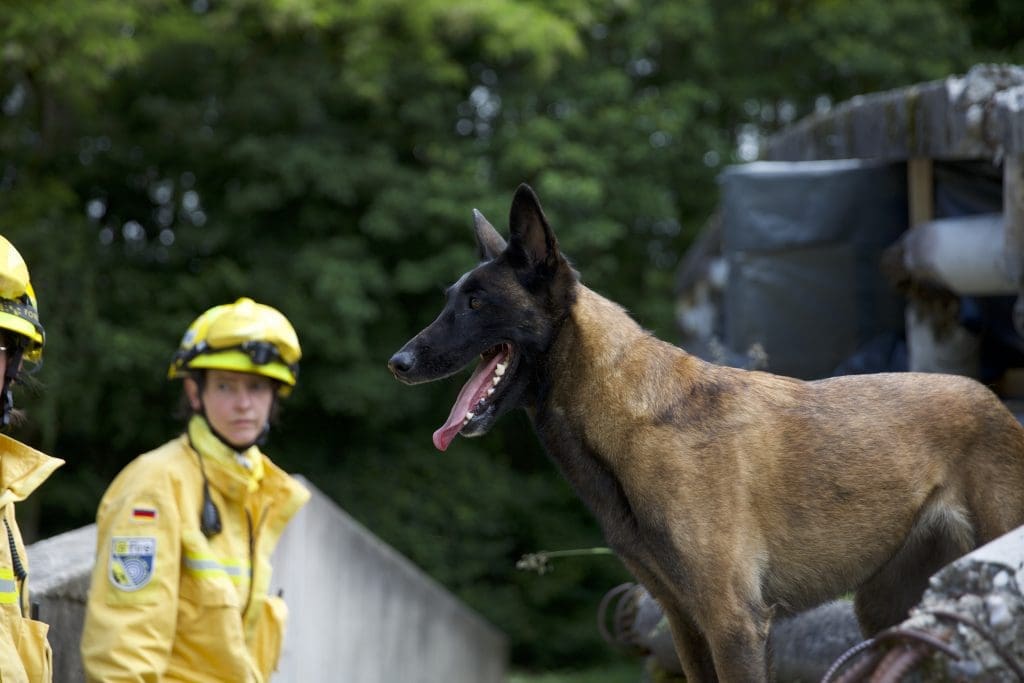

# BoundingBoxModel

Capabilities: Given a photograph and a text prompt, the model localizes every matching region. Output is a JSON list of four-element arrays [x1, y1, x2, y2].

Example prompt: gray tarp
[[719, 160, 908, 379]]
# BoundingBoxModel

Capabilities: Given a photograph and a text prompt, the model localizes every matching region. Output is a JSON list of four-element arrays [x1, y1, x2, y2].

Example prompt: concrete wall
[[269, 476, 508, 683], [25, 524, 94, 683], [26, 477, 507, 683]]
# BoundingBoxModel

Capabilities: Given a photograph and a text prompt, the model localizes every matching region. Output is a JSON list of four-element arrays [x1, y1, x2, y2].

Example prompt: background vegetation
[[1, 0, 1020, 670]]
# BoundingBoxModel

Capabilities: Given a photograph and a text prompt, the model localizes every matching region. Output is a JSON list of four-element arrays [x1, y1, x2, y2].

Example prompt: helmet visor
[[187, 349, 297, 387], [203, 327, 299, 364]]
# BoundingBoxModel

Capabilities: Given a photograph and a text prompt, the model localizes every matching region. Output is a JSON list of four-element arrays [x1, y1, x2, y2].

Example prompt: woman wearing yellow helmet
[[0, 236, 64, 683], [81, 298, 309, 682]]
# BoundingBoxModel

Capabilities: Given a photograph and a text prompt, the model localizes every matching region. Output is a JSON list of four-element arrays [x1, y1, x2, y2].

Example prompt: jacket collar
[[254, 457, 311, 549], [0, 433, 63, 508], [184, 416, 310, 542], [187, 415, 264, 502]]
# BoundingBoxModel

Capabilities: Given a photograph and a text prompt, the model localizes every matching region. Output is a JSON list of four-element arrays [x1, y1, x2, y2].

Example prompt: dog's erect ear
[[507, 183, 561, 272], [473, 209, 507, 261]]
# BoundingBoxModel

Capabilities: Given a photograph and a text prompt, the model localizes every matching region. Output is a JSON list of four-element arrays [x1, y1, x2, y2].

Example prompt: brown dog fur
[[389, 185, 1024, 682]]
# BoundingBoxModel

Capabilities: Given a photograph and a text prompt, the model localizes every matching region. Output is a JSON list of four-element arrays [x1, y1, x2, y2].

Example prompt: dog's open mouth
[[432, 343, 513, 451]]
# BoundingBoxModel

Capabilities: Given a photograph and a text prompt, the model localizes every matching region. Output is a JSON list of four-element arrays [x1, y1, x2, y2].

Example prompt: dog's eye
[[468, 296, 482, 310]]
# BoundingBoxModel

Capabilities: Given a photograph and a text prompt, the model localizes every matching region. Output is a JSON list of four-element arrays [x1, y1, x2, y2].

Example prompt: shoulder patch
[[131, 507, 157, 522], [109, 537, 156, 591]]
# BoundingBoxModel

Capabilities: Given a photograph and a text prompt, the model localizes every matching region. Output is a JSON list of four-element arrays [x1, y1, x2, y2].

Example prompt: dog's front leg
[[659, 597, 770, 683], [662, 608, 718, 683], [618, 556, 718, 682], [701, 602, 772, 683]]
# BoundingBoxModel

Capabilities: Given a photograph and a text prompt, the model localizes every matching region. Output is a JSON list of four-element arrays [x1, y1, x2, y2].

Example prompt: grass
[[507, 660, 646, 683]]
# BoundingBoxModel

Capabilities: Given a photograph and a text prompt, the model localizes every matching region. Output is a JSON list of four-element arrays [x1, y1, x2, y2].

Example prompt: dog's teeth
[[487, 387, 495, 396], [495, 363, 506, 376], [465, 411, 474, 421], [492, 375, 501, 387]]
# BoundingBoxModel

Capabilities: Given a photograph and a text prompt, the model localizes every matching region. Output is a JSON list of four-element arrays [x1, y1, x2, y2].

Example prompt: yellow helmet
[[168, 297, 301, 396], [0, 236, 44, 363]]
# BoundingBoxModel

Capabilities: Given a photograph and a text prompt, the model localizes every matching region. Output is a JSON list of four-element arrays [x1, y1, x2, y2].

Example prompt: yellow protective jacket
[[81, 416, 310, 682], [0, 432, 64, 683]]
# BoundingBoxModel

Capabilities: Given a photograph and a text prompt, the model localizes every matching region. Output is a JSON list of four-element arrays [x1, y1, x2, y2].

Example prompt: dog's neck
[[528, 284, 679, 548], [533, 285, 634, 404], [548, 283, 694, 393], [563, 285, 647, 366], [533, 283, 699, 457]]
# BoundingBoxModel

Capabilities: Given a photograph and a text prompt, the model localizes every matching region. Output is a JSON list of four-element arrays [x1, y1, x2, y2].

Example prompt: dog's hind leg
[[854, 494, 974, 635]]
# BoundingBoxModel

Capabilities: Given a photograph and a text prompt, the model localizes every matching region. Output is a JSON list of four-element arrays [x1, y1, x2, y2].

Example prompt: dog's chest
[[534, 404, 646, 555]]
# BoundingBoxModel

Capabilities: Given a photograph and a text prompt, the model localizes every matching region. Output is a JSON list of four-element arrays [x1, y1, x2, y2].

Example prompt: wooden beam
[[908, 157, 934, 227], [1005, 155, 1024, 286]]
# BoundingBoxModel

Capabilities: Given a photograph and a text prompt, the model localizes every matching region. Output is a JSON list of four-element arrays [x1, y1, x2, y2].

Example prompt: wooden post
[[1005, 156, 1024, 336], [1004, 154, 1024, 286], [908, 157, 934, 227], [902, 157, 979, 375]]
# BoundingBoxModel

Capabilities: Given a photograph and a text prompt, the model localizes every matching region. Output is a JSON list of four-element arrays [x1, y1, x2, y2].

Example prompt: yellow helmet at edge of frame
[[168, 297, 300, 397], [0, 235, 44, 363]]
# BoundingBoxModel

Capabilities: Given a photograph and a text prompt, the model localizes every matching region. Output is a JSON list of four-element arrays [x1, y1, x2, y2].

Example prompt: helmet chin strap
[[193, 399, 272, 453], [254, 421, 271, 448], [1, 344, 25, 428]]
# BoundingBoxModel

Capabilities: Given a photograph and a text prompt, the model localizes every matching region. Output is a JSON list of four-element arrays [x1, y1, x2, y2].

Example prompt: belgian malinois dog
[[388, 184, 1024, 682]]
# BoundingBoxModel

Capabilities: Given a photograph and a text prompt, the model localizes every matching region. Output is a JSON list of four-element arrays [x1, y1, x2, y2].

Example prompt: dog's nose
[[388, 350, 414, 377]]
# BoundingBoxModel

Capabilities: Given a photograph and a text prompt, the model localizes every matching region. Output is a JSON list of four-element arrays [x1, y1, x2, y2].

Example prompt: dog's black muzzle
[[387, 349, 416, 382], [388, 337, 463, 385]]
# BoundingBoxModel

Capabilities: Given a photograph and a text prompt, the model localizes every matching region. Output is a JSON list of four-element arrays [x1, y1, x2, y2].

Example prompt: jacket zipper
[[243, 504, 270, 619]]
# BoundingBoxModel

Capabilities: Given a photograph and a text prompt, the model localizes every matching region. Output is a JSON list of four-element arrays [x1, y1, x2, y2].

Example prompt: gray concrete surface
[[270, 476, 508, 683], [764, 64, 1024, 162], [25, 524, 95, 682], [25, 477, 507, 683], [890, 524, 1024, 681]]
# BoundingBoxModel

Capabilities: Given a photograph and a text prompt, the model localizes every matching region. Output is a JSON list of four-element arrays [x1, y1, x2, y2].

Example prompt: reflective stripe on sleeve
[[0, 567, 18, 604], [183, 553, 252, 585]]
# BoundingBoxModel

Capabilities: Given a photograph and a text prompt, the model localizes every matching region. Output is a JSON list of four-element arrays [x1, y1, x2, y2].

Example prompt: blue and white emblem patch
[[109, 537, 156, 591]]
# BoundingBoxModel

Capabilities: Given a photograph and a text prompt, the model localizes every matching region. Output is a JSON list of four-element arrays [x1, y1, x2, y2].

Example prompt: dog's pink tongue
[[432, 350, 506, 452]]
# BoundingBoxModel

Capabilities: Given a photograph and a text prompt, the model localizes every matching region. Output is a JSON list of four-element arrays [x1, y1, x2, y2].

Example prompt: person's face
[[186, 370, 275, 449]]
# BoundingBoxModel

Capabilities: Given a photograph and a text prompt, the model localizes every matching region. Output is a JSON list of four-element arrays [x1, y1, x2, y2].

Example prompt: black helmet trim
[[171, 340, 299, 376], [0, 298, 44, 341]]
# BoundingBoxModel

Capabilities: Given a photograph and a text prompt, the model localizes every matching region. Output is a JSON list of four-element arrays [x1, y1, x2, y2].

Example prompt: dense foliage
[[1, 0, 1020, 668]]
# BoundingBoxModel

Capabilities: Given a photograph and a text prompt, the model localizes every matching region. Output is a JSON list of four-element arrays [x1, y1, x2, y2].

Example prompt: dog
[[388, 184, 1024, 682]]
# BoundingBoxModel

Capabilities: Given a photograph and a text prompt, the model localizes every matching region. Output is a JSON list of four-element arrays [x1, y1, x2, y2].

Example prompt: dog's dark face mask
[[388, 184, 577, 451]]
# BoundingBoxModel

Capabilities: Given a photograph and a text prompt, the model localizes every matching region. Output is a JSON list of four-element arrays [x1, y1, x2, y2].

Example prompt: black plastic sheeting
[[719, 160, 908, 380], [717, 158, 1023, 382]]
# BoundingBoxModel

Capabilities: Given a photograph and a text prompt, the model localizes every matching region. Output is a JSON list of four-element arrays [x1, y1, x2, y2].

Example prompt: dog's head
[[388, 184, 577, 451]]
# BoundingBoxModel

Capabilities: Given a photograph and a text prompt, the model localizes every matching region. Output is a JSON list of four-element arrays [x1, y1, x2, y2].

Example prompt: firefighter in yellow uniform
[[0, 236, 64, 682], [81, 298, 310, 682]]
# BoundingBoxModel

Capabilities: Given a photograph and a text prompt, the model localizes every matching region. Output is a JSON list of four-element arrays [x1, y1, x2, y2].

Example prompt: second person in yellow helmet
[[80, 297, 310, 682], [0, 235, 63, 683]]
